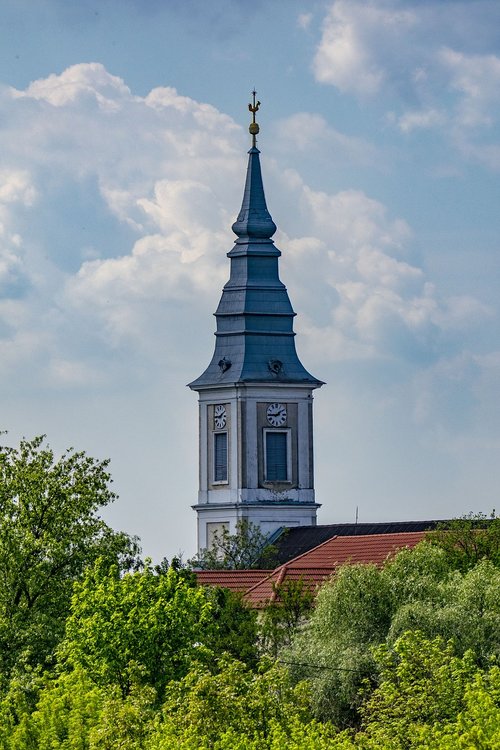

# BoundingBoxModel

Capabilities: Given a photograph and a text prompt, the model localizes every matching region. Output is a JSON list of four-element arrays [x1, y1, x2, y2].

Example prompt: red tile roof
[[285, 531, 427, 569], [270, 521, 440, 564], [245, 532, 426, 607], [244, 567, 334, 608], [195, 569, 273, 594], [195, 531, 427, 608]]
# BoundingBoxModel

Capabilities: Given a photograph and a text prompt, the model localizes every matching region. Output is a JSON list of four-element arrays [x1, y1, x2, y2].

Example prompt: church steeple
[[231, 92, 276, 240], [189, 96, 324, 554], [231, 145, 277, 240], [189, 96, 322, 390]]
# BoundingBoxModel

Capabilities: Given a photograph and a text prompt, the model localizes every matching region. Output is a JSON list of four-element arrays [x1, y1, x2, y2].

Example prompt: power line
[[278, 659, 375, 674]]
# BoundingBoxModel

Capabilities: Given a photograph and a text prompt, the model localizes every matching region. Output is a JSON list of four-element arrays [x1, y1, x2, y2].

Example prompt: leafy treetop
[[189, 519, 278, 570], [427, 511, 500, 571], [0, 434, 139, 681]]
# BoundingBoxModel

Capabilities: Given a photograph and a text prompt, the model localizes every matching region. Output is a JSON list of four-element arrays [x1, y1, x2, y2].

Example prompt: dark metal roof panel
[[268, 521, 444, 565], [189, 332, 322, 388], [189, 144, 323, 391]]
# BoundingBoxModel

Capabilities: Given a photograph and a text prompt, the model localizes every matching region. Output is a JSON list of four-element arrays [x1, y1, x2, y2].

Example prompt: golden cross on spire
[[248, 89, 260, 147]]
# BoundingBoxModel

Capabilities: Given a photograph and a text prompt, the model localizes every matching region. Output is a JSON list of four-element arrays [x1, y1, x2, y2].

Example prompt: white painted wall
[[193, 383, 321, 553]]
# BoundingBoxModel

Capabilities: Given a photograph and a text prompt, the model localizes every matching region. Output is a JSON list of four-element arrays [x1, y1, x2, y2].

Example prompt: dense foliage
[[0, 435, 139, 684], [286, 542, 500, 726], [0, 436, 499, 747], [427, 511, 500, 571]]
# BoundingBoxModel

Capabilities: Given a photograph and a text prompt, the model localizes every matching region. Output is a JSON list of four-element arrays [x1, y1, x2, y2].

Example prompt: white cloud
[[271, 180, 489, 366], [314, 1, 500, 168], [137, 179, 218, 240], [397, 108, 446, 133], [0, 60, 490, 392], [12, 62, 131, 108], [0, 65, 245, 382], [0, 169, 36, 206], [314, 1, 416, 95], [297, 12, 313, 31], [0, 169, 37, 298], [275, 112, 378, 165], [0, 54, 497, 556], [440, 47, 500, 128]]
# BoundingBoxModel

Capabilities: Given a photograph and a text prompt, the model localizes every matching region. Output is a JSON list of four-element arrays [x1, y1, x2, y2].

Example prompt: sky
[[1, 0, 500, 561]]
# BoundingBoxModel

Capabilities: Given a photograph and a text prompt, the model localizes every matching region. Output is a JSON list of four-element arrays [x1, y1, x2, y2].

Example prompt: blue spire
[[231, 146, 277, 240], [188, 99, 323, 391]]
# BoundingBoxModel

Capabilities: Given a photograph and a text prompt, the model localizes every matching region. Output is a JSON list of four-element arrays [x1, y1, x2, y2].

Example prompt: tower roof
[[231, 146, 277, 240], [189, 98, 323, 391]]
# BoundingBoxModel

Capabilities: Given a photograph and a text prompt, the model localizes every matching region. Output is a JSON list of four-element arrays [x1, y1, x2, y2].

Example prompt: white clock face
[[267, 402, 287, 427], [214, 404, 227, 430]]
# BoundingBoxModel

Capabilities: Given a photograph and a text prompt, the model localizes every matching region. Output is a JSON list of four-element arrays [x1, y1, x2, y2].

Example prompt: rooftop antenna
[[248, 89, 260, 147], [355, 506, 359, 534]]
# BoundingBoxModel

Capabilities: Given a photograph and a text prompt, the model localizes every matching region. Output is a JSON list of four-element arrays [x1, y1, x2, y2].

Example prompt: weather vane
[[248, 89, 260, 147]]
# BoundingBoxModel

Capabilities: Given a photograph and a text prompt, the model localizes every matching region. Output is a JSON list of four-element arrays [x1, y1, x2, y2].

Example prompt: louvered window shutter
[[214, 432, 228, 482], [266, 432, 288, 481]]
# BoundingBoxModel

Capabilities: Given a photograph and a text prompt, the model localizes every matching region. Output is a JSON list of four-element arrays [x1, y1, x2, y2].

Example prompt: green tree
[[189, 520, 278, 570], [342, 631, 500, 750], [358, 631, 478, 748], [0, 571, 258, 746], [417, 664, 500, 749], [202, 587, 258, 667], [148, 656, 313, 748], [388, 558, 500, 665], [0, 435, 138, 684], [427, 511, 500, 571], [260, 578, 315, 657], [58, 559, 213, 697], [286, 542, 500, 726], [285, 560, 394, 726], [0, 666, 157, 750]]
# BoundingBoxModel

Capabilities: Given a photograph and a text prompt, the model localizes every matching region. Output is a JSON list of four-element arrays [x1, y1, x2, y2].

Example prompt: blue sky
[[1, 0, 500, 560]]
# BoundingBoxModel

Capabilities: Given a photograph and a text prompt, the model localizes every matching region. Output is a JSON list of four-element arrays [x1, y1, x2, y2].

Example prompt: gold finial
[[248, 88, 260, 146]]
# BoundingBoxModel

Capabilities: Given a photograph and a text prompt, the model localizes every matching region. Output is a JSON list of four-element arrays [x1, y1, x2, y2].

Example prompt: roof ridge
[[269, 563, 288, 603], [321, 530, 426, 539], [243, 569, 279, 597], [281, 534, 339, 567]]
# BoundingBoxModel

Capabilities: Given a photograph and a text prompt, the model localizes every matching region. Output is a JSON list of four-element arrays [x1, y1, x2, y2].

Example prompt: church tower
[[189, 95, 324, 553]]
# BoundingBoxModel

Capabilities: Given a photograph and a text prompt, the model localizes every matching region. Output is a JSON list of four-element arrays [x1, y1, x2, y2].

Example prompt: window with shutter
[[214, 432, 228, 482], [265, 431, 288, 481]]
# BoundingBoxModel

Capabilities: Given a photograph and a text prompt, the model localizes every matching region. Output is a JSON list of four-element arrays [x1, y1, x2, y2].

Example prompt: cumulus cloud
[[270, 178, 490, 366], [12, 63, 131, 108], [0, 61, 491, 429], [440, 47, 500, 128], [0, 65, 244, 382], [314, 1, 417, 95], [274, 112, 378, 166], [314, 1, 500, 168], [0, 169, 36, 206], [0, 55, 497, 553], [0, 169, 37, 299]]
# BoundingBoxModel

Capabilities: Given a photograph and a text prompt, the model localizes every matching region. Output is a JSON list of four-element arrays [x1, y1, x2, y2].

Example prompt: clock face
[[266, 402, 287, 427], [214, 404, 227, 430]]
